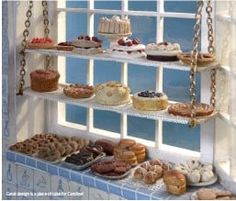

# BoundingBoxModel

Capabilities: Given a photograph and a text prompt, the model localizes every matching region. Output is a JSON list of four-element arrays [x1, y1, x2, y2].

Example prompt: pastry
[[149, 165, 163, 178], [118, 138, 136, 149], [116, 150, 138, 166], [144, 171, 158, 184], [177, 53, 215, 67], [130, 143, 146, 163], [146, 42, 181, 61], [110, 38, 146, 58], [98, 15, 131, 34], [163, 170, 186, 195], [188, 170, 201, 184], [133, 167, 147, 180], [94, 81, 131, 106], [132, 91, 168, 111], [72, 35, 103, 55], [63, 84, 94, 99], [30, 69, 60, 92], [57, 42, 74, 51], [95, 139, 117, 155], [27, 37, 55, 49], [197, 188, 217, 200], [168, 103, 214, 117]]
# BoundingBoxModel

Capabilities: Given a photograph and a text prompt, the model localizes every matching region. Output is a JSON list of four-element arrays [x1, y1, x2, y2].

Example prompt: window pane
[[66, 1, 87, 8], [164, 1, 197, 13], [128, 116, 155, 141], [163, 122, 200, 151], [66, 105, 87, 125], [94, 110, 121, 133], [129, 1, 156, 11], [95, 0, 121, 10]]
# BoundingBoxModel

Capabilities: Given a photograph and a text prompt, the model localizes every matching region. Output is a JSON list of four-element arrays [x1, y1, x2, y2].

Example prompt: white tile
[[33, 170, 51, 199], [2, 182, 17, 200], [51, 175, 70, 200], [17, 165, 34, 190], [17, 187, 34, 200], [109, 193, 125, 200], [3, 160, 17, 184], [89, 188, 109, 200], [69, 181, 89, 200]]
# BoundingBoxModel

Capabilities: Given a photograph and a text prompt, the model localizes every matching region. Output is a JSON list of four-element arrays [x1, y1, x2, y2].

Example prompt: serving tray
[[188, 175, 218, 187], [92, 168, 131, 180]]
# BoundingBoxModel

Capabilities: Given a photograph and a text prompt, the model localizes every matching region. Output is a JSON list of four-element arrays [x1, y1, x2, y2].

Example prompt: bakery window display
[[63, 84, 94, 99], [94, 81, 131, 106], [57, 41, 74, 51], [30, 69, 60, 92], [27, 37, 55, 49], [132, 91, 168, 111], [146, 42, 182, 62], [72, 35, 103, 55], [173, 160, 217, 186], [177, 53, 215, 67], [109, 38, 146, 58]]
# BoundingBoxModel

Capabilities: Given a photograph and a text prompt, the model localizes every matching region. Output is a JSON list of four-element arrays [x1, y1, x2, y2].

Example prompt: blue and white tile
[[2, 182, 17, 200], [17, 165, 34, 190], [3, 160, 17, 184], [2, 119, 10, 138], [69, 181, 89, 200], [33, 170, 51, 199], [51, 176, 70, 200], [89, 188, 109, 200], [17, 187, 34, 200], [109, 193, 126, 200]]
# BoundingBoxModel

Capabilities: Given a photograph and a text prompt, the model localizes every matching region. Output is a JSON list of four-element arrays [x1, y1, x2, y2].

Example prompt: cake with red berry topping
[[98, 16, 131, 34], [111, 38, 146, 58], [132, 91, 168, 111], [72, 35, 103, 55], [146, 42, 182, 61], [27, 37, 55, 49]]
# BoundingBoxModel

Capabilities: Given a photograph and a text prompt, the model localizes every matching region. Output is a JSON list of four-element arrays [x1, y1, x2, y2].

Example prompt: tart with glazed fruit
[[110, 38, 146, 58], [57, 41, 74, 51], [132, 90, 168, 111], [63, 84, 94, 99], [27, 37, 55, 49]]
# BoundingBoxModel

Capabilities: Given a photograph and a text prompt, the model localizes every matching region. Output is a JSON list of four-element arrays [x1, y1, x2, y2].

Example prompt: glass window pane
[[95, 0, 121, 10], [129, 1, 156, 11], [94, 110, 121, 133], [128, 116, 155, 141], [66, 1, 87, 8], [164, 1, 197, 13], [66, 105, 87, 125], [163, 122, 200, 151]]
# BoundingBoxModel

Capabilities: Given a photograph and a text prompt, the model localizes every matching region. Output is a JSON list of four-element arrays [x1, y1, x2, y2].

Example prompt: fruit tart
[[27, 37, 55, 49]]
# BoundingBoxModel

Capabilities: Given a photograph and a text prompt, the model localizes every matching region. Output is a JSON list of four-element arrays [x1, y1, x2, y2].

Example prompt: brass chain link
[[189, 0, 204, 127], [17, 1, 33, 96], [42, 0, 52, 69], [206, 0, 216, 108]]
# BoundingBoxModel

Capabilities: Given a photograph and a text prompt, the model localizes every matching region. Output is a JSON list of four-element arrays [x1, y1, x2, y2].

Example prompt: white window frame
[[48, 0, 216, 163]]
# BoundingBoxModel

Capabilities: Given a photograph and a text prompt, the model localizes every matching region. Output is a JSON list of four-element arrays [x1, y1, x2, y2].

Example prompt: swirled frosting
[[146, 42, 182, 56]]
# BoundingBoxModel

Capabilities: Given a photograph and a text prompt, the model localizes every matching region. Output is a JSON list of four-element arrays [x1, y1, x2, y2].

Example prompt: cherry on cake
[[111, 38, 146, 58], [27, 37, 55, 49], [146, 42, 182, 61], [94, 81, 131, 106], [132, 91, 168, 111], [72, 35, 103, 55], [98, 15, 131, 34]]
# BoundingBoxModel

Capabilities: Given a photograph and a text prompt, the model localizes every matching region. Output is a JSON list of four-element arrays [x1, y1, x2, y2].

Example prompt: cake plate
[[98, 32, 132, 47]]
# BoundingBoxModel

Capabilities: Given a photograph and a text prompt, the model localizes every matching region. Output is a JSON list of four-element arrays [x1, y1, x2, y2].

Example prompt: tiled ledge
[[6, 150, 223, 200]]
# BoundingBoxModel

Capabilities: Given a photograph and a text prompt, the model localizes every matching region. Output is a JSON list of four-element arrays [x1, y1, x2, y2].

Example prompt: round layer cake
[[146, 42, 182, 61], [63, 84, 94, 99], [30, 69, 60, 92], [94, 81, 131, 106], [132, 91, 168, 111]]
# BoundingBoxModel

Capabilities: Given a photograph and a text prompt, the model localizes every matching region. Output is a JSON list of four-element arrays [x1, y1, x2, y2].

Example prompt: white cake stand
[[98, 32, 132, 47]]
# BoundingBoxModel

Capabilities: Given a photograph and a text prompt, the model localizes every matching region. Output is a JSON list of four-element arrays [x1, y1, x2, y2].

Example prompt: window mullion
[[87, 0, 94, 133]]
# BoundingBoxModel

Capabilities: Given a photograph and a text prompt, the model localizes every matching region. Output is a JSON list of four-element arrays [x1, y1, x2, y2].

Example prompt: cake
[[110, 38, 146, 58], [177, 53, 215, 66], [30, 69, 60, 92], [72, 35, 103, 55], [27, 37, 55, 49], [98, 15, 131, 34], [94, 81, 131, 106], [63, 84, 94, 99], [146, 42, 182, 61], [132, 91, 168, 111], [57, 42, 74, 51]]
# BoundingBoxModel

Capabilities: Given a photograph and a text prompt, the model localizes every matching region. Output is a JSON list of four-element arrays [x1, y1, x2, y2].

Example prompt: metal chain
[[206, 0, 216, 108], [189, 0, 204, 127], [42, 0, 51, 69], [17, 1, 33, 96]]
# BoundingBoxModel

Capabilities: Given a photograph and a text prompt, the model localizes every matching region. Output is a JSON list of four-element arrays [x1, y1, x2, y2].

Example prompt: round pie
[[63, 84, 94, 99], [168, 103, 214, 117]]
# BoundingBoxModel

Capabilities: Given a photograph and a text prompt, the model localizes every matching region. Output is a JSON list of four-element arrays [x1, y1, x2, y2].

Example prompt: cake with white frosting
[[132, 91, 168, 111], [98, 16, 131, 34], [111, 38, 146, 58], [94, 81, 131, 106], [146, 42, 182, 61]]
